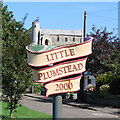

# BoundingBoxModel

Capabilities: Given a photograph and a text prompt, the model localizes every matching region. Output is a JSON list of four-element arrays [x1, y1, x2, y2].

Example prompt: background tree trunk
[[10, 101, 13, 118]]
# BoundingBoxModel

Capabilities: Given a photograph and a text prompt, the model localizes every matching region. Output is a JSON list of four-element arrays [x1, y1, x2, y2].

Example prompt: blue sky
[[3, 2, 118, 35]]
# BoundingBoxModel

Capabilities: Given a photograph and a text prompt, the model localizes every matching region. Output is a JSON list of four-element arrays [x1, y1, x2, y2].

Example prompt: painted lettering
[[52, 69, 59, 77], [55, 82, 73, 91], [43, 73, 48, 80], [62, 66, 67, 73], [54, 53, 58, 59], [64, 50, 69, 57], [72, 64, 78, 72], [55, 84, 59, 91], [50, 53, 54, 61], [68, 82, 73, 90], [39, 73, 43, 80], [59, 67, 63, 75], [64, 83, 68, 90], [38, 59, 86, 82], [59, 83, 63, 90], [46, 55, 51, 62], [46, 48, 75, 62], [59, 50, 64, 58], [67, 65, 72, 72], [69, 49, 75, 56], [46, 71, 52, 79], [78, 63, 83, 70]]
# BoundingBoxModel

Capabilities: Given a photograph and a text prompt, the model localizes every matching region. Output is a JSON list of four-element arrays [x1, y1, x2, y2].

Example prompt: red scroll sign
[[32, 57, 87, 83], [44, 75, 82, 98], [26, 38, 92, 67]]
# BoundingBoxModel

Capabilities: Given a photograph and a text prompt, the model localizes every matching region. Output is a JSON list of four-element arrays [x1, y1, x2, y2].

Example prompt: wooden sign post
[[26, 20, 92, 119]]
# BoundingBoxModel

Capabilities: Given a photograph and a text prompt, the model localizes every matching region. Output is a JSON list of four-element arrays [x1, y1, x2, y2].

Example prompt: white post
[[84, 76, 88, 91], [91, 76, 96, 86]]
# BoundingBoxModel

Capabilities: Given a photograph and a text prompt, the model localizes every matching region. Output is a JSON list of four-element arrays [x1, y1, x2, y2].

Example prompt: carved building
[[31, 20, 83, 46]]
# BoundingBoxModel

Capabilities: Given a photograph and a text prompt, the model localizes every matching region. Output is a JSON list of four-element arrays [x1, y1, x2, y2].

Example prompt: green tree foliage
[[87, 25, 119, 77], [96, 50, 120, 95], [2, 5, 33, 118], [87, 25, 120, 95], [96, 65, 120, 95]]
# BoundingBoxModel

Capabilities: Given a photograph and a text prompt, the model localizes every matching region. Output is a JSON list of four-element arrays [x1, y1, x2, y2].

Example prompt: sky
[[3, 2, 119, 35]]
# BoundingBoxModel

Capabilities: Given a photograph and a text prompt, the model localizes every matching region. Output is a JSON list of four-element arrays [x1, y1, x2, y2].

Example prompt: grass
[[1, 101, 52, 119]]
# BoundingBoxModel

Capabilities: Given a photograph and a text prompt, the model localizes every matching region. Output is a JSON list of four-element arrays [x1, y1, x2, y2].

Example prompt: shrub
[[110, 74, 120, 95], [99, 84, 113, 99], [96, 71, 120, 95], [96, 73, 112, 91], [33, 83, 42, 94]]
